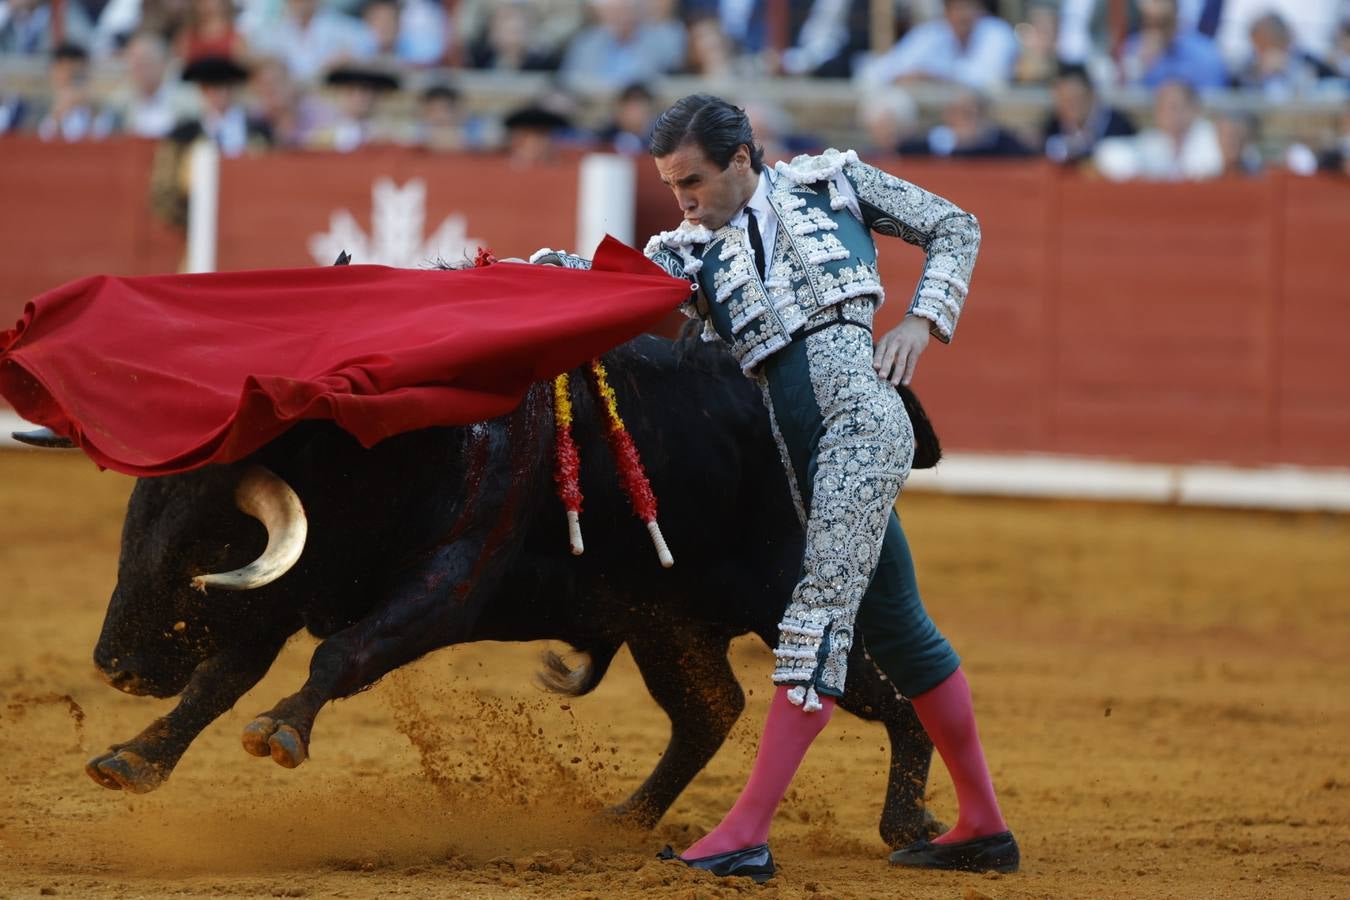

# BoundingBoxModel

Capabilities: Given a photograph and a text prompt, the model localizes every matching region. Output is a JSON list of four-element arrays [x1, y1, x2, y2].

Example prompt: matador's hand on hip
[[873, 314, 932, 387]]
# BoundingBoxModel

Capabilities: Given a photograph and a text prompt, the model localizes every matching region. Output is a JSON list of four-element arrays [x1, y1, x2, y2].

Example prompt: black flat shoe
[[657, 843, 776, 883], [888, 830, 1019, 873]]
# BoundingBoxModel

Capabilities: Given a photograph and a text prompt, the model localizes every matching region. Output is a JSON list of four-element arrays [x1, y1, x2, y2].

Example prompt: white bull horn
[[190, 466, 308, 592]]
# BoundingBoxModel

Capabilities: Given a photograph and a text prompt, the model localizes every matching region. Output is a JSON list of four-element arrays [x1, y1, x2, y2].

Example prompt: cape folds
[[0, 236, 691, 476]]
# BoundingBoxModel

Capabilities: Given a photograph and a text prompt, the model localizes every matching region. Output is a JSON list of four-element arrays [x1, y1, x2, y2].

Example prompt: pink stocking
[[909, 667, 1007, 844], [681, 685, 835, 859]]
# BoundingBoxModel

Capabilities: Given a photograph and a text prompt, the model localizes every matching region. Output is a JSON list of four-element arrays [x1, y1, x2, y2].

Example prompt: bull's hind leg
[[838, 647, 942, 848], [608, 621, 744, 828]]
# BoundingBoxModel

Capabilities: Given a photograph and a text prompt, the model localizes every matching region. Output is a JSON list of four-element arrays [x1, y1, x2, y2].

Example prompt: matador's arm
[[641, 233, 720, 345], [840, 157, 980, 344], [531, 242, 714, 342]]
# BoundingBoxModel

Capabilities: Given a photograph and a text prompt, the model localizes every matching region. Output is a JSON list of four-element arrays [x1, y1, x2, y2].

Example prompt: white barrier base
[[906, 452, 1350, 512], [0, 409, 36, 446], [3, 409, 1347, 512]]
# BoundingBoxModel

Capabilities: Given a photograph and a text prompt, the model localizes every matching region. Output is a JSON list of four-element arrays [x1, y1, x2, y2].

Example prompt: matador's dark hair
[[648, 94, 764, 173]]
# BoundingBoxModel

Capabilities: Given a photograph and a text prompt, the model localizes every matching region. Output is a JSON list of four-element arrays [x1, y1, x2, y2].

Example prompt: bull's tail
[[537, 642, 622, 697], [898, 384, 942, 469]]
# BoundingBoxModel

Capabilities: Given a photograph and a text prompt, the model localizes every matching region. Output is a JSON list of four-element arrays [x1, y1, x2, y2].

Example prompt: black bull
[[79, 333, 940, 848]]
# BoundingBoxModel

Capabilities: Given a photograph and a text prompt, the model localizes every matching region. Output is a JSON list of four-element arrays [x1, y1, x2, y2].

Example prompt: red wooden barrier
[[637, 158, 1350, 468], [0, 139, 180, 329], [216, 149, 583, 270], [2, 139, 1346, 468]]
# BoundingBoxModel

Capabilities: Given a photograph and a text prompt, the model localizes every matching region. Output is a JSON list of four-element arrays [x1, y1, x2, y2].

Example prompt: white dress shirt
[[728, 166, 863, 278]]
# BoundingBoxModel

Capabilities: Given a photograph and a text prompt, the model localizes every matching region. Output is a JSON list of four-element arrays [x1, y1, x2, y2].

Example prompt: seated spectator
[[501, 103, 571, 168], [170, 55, 274, 156], [170, 54, 272, 153], [856, 86, 920, 155], [1284, 108, 1348, 176], [780, 0, 870, 79], [362, 0, 447, 66], [0, 0, 95, 54], [1214, 0, 1342, 78], [863, 0, 1019, 91], [177, 0, 244, 63], [1216, 111, 1263, 176], [1012, 0, 1059, 85], [1334, 19, 1350, 79], [244, 0, 376, 83], [899, 88, 1033, 158], [743, 100, 820, 163], [454, 0, 581, 69], [681, 0, 769, 56], [683, 12, 736, 78], [95, 0, 191, 57], [559, 0, 685, 90], [247, 55, 297, 147], [37, 43, 117, 141], [247, 54, 326, 148], [1234, 12, 1337, 100], [685, 0, 867, 75], [1318, 109, 1349, 175], [465, 0, 558, 71], [596, 81, 656, 156], [0, 90, 28, 134], [150, 55, 271, 228], [1094, 79, 1222, 181], [412, 83, 467, 151], [307, 64, 400, 152], [1042, 63, 1135, 165], [111, 31, 183, 138], [1120, 0, 1228, 91]]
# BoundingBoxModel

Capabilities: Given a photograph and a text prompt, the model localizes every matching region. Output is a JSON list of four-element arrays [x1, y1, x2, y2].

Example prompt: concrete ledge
[[0, 409, 39, 448], [907, 453, 1350, 513]]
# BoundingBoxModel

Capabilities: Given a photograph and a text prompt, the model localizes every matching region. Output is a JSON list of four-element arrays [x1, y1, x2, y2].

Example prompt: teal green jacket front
[[644, 148, 981, 373]]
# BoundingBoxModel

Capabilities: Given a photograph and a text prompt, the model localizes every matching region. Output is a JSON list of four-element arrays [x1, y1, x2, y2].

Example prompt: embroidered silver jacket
[[643, 148, 980, 373]]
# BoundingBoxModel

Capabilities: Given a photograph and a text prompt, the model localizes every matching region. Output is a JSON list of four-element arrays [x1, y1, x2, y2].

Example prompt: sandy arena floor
[[1, 451, 1347, 899]]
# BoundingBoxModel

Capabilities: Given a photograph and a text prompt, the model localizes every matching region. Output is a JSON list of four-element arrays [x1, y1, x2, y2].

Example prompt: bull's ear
[[333, 251, 351, 266], [11, 427, 76, 449]]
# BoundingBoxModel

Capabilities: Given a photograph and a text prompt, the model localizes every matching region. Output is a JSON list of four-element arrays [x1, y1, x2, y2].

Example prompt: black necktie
[[746, 208, 767, 281]]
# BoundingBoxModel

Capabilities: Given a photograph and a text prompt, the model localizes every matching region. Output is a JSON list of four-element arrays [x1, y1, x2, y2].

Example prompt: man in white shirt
[[1095, 78, 1222, 181], [113, 33, 183, 139], [863, 0, 1019, 90], [244, 0, 377, 83]]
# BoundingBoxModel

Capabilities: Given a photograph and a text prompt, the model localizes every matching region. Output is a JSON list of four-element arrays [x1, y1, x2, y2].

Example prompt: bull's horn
[[11, 427, 76, 448], [190, 466, 307, 592]]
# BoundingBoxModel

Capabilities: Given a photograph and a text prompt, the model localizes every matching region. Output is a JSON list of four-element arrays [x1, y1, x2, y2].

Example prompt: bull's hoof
[[882, 809, 947, 850], [85, 748, 166, 793], [241, 716, 308, 768]]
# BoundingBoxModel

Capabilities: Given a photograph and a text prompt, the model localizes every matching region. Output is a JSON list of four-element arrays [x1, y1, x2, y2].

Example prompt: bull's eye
[[173, 621, 187, 633]]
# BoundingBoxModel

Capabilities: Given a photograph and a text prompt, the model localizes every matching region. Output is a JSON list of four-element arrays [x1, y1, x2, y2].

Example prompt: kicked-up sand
[[1, 451, 1347, 899]]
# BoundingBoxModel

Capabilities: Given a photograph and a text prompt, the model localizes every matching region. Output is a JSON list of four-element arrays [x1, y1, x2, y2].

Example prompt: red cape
[[0, 236, 691, 476]]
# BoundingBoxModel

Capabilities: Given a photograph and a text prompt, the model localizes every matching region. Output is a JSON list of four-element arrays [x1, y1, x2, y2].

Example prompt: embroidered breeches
[[759, 302, 959, 710]]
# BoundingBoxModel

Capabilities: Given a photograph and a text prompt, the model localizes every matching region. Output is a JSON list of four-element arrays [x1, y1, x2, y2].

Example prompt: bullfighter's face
[[654, 142, 758, 231]]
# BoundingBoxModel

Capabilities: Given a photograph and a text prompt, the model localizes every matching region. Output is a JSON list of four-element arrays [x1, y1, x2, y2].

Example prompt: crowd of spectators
[[0, 0, 1346, 178]]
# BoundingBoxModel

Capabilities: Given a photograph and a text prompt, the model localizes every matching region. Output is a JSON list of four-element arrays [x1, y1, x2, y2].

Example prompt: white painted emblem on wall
[[308, 177, 483, 268]]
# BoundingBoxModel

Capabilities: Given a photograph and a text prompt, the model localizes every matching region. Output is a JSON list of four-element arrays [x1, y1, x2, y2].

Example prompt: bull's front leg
[[240, 541, 497, 769], [242, 397, 548, 770], [86, 636, 290, 793]]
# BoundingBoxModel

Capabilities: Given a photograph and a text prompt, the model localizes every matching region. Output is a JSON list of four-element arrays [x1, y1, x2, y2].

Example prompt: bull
[[19, 332, 940, 848]]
